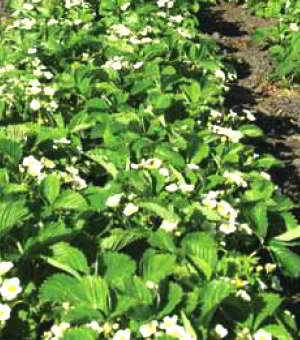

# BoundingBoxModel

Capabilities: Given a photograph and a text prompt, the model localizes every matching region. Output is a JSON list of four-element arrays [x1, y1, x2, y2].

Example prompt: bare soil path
[[199, 1, 300, 209]]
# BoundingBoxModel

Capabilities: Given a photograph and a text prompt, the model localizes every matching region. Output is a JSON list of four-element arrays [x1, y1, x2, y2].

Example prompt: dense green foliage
[[0, 0, 299, 339], [231, 0, 300, 83]]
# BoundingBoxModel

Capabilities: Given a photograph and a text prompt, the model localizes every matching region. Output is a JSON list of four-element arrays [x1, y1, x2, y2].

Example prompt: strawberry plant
[[0, 0, 298, 339]]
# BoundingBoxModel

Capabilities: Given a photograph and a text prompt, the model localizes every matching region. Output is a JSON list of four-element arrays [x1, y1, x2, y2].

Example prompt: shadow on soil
[[199, 2, 300, 316]]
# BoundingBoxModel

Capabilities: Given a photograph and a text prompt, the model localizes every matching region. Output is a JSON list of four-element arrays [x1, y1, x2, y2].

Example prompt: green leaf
[[158, 282, 183, 318], [255, 154, 281, 169], [64, 328, 97, 340], [148, 230, 177, 253], [100, 228, 148, 251], [200, 280, 234, 326], [139, 201, 179, 223], [41, 174, 61, 204], [269, 243, 300, 278], [181, 311, 197, 340], [142, 250, 177, 283], [76, 276, 110, 314], [274, 226, 300, 242], [243, 180, 274, 202], [247, 203, 268, 240], [253, 293, 282, 330], [54, 190, 88, 211], [0, 138, 22, 164], [239, 124, 263, 137], [39, 273, 79, 304], [151, 93, 173, 110], [103, 251, 136, 284], [263, 325, 293, 340], [44, 242, 89, 278], [154, 144, 185, 168], [69, 112, 94, 133], [0, 200, 28, 238], [181, 232, 218, 278], [191, 144, 209, 164]]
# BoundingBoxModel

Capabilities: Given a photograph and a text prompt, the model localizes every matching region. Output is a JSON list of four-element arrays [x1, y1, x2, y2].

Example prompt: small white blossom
[[236, 289, 251, 302], [121, 2, 131, 11], [215, 69, 226, 81], [179, 183, 195, 193], [113, 329, 131, 340], [133, 61, 144, 69], [160, 315, 178, 330], [0, 277, 22, 301], [187, 163, 199, 170], [289, 23, 299, 32], [159, 168, 170, 177], [123, 203, 139, 216], [50, 322, 70, 338], [215, 324, 228, 338], [139, 321, 158, 338], [224, 171, 247, 188], [86, 321, 103, 333], [106, 194, 123, 208], [0, 304, 11, 321], [160, 220, 178, 233], [253, 329, 272, 340], [22, 156, 44, 177], [0, 262, 14, 276], [44, 87, 56, 96], [219, 223, 237, 235], [165, 183, 179, 192], [29, 99, 41, 111]]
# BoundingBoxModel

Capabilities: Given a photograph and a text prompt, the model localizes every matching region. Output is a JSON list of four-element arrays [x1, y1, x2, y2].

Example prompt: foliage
[[0, 0, 298, 339]]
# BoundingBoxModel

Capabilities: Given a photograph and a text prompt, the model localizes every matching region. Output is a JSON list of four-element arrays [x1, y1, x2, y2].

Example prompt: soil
[[199, 2, 300, 206], [199, 0, 300, 313]]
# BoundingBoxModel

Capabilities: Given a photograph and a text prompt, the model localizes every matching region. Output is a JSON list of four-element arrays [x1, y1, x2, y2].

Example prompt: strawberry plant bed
[[0, 1, 299, 339]]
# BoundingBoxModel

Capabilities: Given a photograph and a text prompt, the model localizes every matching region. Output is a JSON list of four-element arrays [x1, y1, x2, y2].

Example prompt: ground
[[200, 1, 300, 210]]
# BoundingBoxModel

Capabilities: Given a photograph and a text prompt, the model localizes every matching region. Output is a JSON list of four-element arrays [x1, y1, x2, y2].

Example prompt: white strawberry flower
[[187, 163, 199, 170], [112, 24, 131, 37], [23, 3, 34, 10], [0, 262, 14, 276], [165, 183, 179, 192], [0, 304, 11, 321], [166, 324, 193, 339], [133, 61, 144, 70], [86, 321, 103, 333], [289, 23, 299, 32], [253, 329, 272, 340], [202, 197, 217, 209], [113, 329, 131, 340], [179, 183, 195, 193], [28, 48, 37, 54], [215, 324, 228, 338], [0, 277, 22, 301], [44, 87, 56, 96], [123, 203, 139, 216], [139, 320, 158, 338], [160, 220, 178, 232], [29, 99, 41, 111], [106, 194, 123, 208], [121, 2, 131, 11], [215, 69, 226, 81], [50, 322, 70, 338], [223, 171, 247, 188], [236, 289, 251, 302], [22, 155, 44, 177], [159, 168, 170, 177], [219, 223, 237, 235], [159, 315, 178, 330]]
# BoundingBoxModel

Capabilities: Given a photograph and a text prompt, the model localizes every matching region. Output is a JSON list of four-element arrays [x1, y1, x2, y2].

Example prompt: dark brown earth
[[199, 1, 300, 312], [199, 2, 300, 207]]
